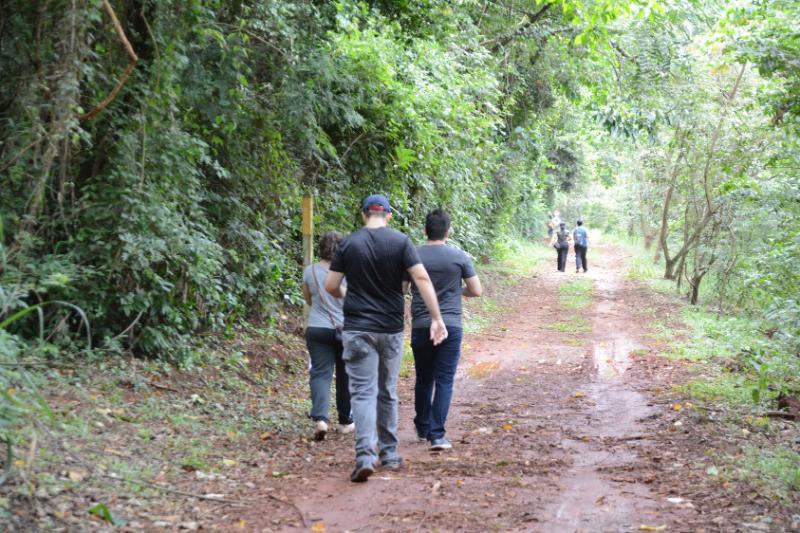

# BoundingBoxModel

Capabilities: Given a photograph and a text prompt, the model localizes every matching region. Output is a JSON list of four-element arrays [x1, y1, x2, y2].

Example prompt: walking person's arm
[[302, 282, 313, 305], [462, 276, 482, 297], [407, 263, 448, 345], [324, 271, 345, 298]]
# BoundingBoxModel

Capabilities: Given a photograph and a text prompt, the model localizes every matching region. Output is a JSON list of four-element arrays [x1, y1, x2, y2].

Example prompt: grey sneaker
[[350, 463, 375, 482], [380, 457, 403, 470], [429, 437, 452, 451]]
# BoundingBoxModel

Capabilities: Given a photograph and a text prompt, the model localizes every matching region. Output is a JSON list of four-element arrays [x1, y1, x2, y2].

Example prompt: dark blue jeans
[[574, 244, 588, 271], [411, 327, 463, 441]]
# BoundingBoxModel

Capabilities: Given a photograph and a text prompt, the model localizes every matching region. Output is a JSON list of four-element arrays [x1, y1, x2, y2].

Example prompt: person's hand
[[430, 319, 448, 346]]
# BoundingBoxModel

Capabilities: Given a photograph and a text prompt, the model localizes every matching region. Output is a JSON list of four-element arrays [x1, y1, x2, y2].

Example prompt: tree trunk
[[690, 278, 701, 304], [655, 130, 686, 266], [664, 255, 679, 280], [639, 209, 654, 249], [654, 181, 673, 263]]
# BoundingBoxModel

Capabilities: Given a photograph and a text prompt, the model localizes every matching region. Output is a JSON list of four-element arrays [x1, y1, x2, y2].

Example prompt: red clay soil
[[6, 243, 799, 532], [138, 243, 797, 532], [203, 243, 704, 532]]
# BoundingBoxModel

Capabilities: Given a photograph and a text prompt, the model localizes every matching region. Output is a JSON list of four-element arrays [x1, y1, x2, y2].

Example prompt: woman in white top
[[302, 231, 353, 440]]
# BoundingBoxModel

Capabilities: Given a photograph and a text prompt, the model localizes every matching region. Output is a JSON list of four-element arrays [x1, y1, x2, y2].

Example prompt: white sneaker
[[313, 420, 328, 441], [338, 423, 355, 434]]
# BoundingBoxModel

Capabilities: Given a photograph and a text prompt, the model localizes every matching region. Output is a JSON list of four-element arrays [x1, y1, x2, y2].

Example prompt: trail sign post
[[302, 195, 314, 321], [302, 195, 314, 268]]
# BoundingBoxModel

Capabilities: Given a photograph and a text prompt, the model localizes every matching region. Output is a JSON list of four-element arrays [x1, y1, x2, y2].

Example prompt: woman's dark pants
[[411, 327, 464, 441], [306, 327, 352, 424], [556, 246, 569, 272], [574, 244, 588, 271]]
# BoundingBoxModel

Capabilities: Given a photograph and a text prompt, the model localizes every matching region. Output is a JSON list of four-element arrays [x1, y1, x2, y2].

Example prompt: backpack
[[573, 227, 588, 247]]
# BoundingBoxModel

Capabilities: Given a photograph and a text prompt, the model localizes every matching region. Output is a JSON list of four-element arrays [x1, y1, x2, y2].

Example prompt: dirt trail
[[241, 243, 688, 532]]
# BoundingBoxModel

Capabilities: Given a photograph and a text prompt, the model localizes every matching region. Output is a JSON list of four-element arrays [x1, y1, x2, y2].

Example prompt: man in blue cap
[[325, 194, 448, 482]]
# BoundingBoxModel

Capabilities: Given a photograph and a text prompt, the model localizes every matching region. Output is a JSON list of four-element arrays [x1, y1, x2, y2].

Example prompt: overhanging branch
[[79, 0, 139, 121], [480, 2, 553, 51]]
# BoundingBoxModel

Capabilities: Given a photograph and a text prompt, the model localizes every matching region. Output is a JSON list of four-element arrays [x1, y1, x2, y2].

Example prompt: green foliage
[[87, 502, 127, 526], [5, 0, 648, 361], [725, 0, 800, 126], [668, 306, 799, 408], [558, 278, 594, 310], [546, 316, 591, 333], [738, 445, 800, 498]]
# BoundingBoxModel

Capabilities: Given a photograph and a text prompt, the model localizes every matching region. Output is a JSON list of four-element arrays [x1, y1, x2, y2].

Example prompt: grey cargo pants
[[342, 330, 404, 467]]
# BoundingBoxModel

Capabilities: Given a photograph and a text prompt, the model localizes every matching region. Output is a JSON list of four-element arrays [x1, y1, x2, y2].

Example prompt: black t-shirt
[[409, 244, 476, 329], [329, 227, 421, 333]]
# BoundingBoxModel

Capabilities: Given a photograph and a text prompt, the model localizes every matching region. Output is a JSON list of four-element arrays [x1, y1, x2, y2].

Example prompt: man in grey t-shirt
[[406, 209, 482, 450]]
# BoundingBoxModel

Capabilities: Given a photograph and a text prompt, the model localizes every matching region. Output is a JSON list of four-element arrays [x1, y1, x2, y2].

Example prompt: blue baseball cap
[[362, 194, 392, 214]]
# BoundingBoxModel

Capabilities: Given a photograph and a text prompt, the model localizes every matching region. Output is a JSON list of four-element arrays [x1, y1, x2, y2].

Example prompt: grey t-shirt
[[303, 263, 344, 329], [409, 244, 477, 329]]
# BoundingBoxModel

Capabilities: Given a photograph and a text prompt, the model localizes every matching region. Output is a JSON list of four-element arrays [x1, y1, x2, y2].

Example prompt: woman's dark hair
[[576, 219, 584, 226], [318, 231, 344, 261], [425, 209, 451, 240]]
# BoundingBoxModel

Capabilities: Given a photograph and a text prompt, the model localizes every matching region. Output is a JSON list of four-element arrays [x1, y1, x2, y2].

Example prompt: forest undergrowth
[[621, 236, 800, 500]]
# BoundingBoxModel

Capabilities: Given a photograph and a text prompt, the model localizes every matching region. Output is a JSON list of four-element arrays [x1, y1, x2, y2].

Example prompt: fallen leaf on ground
[[573, 391, 587, 398], [672, 403, 682, 411], [104, 448, 131, 457], [639, 525, 667, 531], [501, 423, 513, 431], [68, 470, 87, 482], [311, 521, 326, 532], [432, 481, 442, 495]]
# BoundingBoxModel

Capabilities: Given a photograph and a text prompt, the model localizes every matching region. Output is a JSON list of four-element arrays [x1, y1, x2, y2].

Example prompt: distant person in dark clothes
[[573, 219, 589, 273], [325, 194, 448, 483], [302, 231, 353, 441], [546, 213, 554, 239], [551, 222, 571, 272], [404, 209, 482, 451]]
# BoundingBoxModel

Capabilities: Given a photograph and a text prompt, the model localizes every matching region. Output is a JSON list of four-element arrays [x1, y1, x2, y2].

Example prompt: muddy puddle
[[593, 336, 644, 380], [537, 275, 663, 531]]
